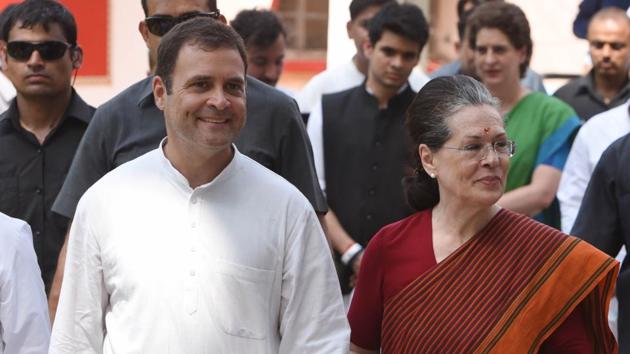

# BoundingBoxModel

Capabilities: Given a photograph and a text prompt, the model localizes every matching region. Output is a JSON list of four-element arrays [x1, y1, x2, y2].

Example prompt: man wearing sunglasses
[[0, 0, 94, 296], [48, 0, 326, 318]]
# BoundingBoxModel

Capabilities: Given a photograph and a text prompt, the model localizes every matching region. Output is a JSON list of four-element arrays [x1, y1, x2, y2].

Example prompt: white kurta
[[0, 213, 50, 354], [558, 101, 630, 233], [296, 59, 428, 114], [50, 145, 349, 354]]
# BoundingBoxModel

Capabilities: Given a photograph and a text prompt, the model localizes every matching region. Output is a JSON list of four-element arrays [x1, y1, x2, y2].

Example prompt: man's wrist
[[341, 243, 363, 266]]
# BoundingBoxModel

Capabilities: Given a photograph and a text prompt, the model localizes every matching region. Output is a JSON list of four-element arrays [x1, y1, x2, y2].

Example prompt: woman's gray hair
[[404, 75, 499, 211]]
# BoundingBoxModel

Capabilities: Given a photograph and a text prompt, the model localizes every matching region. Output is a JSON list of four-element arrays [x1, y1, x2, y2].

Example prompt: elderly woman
[[466, 2, 581, 228], [347, 76, 618, 353]]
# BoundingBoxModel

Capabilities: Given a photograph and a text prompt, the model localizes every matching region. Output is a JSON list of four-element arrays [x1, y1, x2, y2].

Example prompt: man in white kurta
[[50, 17, 348, 354], [0, 212, 50, 354]]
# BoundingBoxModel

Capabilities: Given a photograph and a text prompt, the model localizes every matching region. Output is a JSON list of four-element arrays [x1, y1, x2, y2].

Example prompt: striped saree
[[381, 210, 618, 353]]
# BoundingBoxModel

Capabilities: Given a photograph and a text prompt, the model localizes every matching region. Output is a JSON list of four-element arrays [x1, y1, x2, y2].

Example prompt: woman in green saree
[[468, 2, 581, 228]]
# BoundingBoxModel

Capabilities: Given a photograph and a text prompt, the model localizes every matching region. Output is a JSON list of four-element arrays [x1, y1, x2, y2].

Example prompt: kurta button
[[375, 141, 382, 147], [37, 148, 42, 153], [368, 188, 376, 195], [191, 197, 197, 204], [35, 188, 42, 194], [35, 230, 41, 237], [366, 214, 373, 220], [371, 164, 378, 171], [190, 270, 196, 276], [191, 222, 197, 228]]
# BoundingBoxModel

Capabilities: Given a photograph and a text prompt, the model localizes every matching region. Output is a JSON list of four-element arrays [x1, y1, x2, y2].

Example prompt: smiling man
[[0, 0, 94, 294], [49, 18, 348, 353], [307, 2, 429, 297], [48, 0, 327, 319]]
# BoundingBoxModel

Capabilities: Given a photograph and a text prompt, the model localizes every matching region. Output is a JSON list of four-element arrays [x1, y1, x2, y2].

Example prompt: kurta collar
[[157, 137, 240, 193]]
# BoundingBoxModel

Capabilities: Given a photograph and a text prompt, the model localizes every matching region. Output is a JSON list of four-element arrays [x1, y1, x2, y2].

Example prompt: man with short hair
[[0, 212, 50, 354], [295, 0, 428, 116], [231, 9, 287, 88], [48, 0, 326, 316], [571, 132, 630, 353], [49, 18, 348, 353], [0, 0, 94, 293], [307, 2, 428, 296], [555, 7, 630, 120]]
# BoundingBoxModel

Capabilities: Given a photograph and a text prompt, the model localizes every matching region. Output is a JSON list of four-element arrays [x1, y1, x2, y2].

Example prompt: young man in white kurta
[[51, 144, 348, 353], [50, 17, 348, 354]]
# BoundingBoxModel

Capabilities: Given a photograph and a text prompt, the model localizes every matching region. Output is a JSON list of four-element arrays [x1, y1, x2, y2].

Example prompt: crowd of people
[[0, 0, 629, 353]]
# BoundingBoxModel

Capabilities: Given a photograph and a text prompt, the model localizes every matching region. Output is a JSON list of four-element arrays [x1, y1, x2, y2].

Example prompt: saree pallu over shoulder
[[381, 209, 618, 354]]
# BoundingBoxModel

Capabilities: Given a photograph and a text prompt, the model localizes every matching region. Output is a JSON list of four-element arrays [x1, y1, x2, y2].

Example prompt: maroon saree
[[381, 209, 618, 353]]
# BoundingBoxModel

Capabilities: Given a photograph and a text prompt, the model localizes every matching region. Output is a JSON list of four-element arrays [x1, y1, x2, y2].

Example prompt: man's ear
[[71, 46, 83, 69], [363, 41, 374, 59], [139, 20, 150, 46], [153, 75, 167, 111], [0, 41, 8, 71], [218, 14, 227, 25], [346, 20, 353, 40]]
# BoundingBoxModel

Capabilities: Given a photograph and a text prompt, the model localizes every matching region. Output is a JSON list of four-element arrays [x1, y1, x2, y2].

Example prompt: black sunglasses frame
[[6, 40, 73, 61], [144, 10, 221, 37]]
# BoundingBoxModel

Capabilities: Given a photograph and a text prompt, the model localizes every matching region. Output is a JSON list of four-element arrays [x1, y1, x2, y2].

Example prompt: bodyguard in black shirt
[[572, 133, 630, 353], [0, 0, 94, 293]]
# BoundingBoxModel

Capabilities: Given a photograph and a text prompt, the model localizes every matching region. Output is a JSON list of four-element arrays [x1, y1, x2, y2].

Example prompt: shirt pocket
[[0, 176, 19, 215], [209, 259, 275, 340]]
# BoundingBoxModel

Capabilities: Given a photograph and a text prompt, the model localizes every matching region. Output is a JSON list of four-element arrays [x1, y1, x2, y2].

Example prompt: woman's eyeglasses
[[144, 11, 221, 37], [6, 41, 73, 61], [442, 140, 516, 161]]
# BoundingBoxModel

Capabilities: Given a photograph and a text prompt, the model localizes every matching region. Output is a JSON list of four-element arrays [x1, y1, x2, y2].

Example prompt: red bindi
[[484, 127, 490, 134]]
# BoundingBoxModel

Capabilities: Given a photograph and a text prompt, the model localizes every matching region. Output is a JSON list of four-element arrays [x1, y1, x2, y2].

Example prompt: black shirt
[[52, 76, 326, 220], [554, 70, 630, 121], [571, 133, 630, 352], [322, 84, 415, 293], [0, 91, 95, 292]]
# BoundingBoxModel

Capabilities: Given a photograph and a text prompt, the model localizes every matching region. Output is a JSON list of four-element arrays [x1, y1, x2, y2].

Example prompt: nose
[[205, 89, 230, 110], [602, 44, 612, 58], [483, 50, 497, 64], [480, 144, 500, 165], [26, 50, 44, 68], [391, 54, 403, 68]]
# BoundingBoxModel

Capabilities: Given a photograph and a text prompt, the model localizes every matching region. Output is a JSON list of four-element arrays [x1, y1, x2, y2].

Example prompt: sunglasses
[[145, 11, 221, 37], [6, 41, 73, 61]]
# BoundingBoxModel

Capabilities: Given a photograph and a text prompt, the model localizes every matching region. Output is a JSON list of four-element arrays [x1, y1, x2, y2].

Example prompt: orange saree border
[[475, 237, 619, 354], [380, 210, 619, 353]]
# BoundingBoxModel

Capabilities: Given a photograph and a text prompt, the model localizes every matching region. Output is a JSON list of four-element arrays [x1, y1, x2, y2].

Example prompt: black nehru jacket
[[571, 132, 630, 353], [323, 83, 415, 263], [0, 91, 95, 292], [52, 76, 326, 220]]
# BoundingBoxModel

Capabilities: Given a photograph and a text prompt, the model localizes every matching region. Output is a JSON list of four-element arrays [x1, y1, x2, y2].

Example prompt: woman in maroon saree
[[348, 75, 618, 353]]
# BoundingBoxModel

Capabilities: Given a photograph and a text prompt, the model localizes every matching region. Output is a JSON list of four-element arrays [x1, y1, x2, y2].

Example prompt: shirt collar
[[157, 137, 240, 193], [0, 88, 92, 127], [575, 70, 598, 95], [137, 75, 156, 108], [577, 70, 630, 97]]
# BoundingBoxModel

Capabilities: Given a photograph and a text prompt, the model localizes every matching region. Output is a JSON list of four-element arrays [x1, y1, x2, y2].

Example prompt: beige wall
[[73, 0, 272, 107], [73, 0, 589, 106]]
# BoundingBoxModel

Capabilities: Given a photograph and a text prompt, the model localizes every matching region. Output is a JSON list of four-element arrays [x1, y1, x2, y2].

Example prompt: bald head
[[587, 8, 630, 79]]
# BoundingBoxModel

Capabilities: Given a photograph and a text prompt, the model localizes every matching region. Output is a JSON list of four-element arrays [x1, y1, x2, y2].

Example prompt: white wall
[[326, 0, 353, 68]]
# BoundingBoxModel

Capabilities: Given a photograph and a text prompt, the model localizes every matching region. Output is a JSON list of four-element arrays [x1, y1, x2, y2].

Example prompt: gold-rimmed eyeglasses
[[441, 140, 516, 161]]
